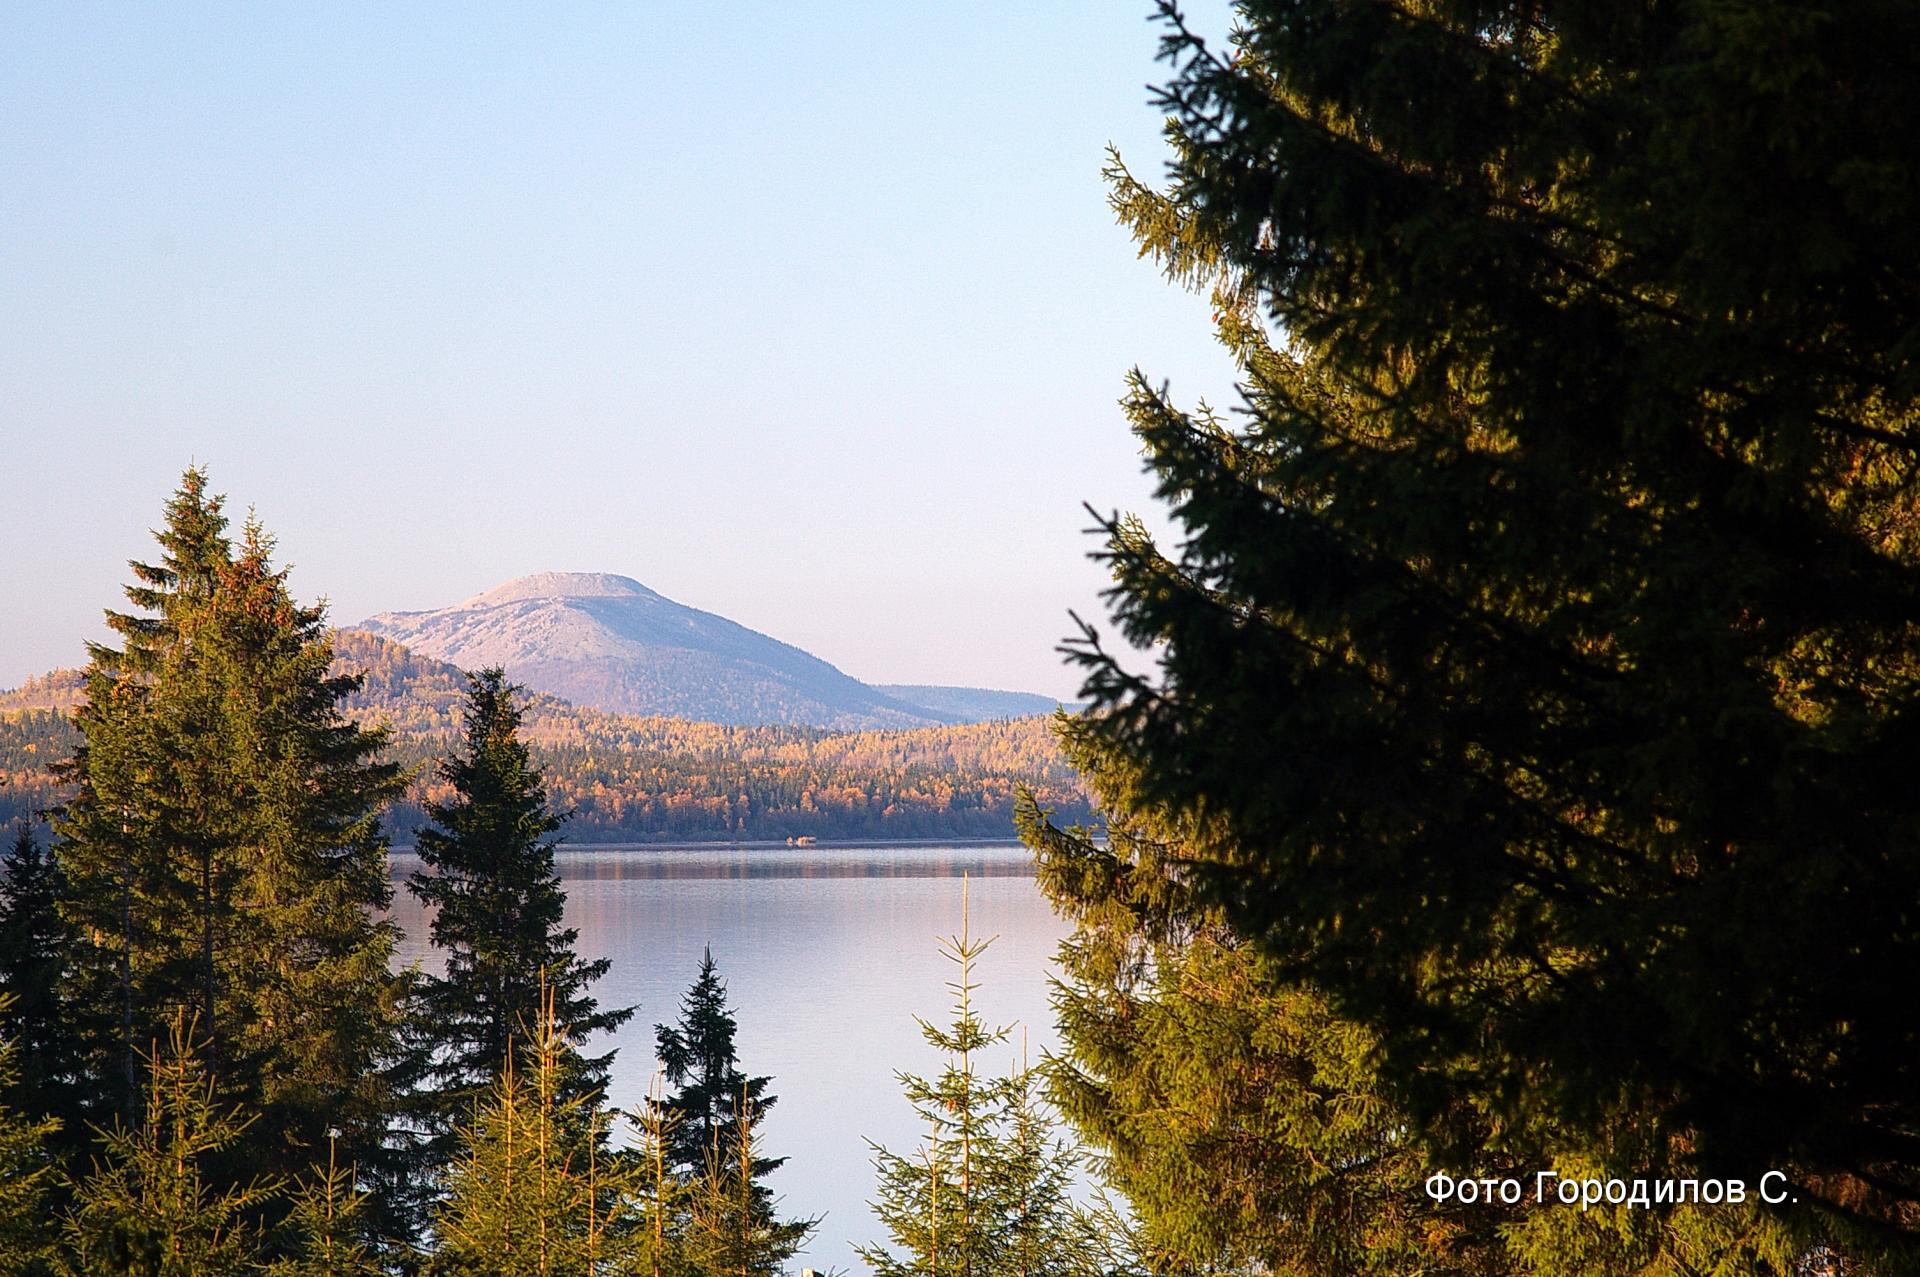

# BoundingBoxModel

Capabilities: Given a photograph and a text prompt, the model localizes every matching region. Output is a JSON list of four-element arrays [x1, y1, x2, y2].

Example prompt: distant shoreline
[[388, 835, 1033, 855]]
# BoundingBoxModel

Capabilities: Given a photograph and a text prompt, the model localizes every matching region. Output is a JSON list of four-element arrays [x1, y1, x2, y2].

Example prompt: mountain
[[354, 572, 954, 730], [353, 572, 1064, 730], [875, 684, 1080, 721]]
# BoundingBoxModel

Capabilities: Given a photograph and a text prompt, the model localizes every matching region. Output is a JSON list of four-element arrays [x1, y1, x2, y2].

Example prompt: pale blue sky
[[1, 2, 1236, 697]]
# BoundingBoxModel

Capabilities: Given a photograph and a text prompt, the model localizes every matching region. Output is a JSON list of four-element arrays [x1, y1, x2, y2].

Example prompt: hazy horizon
[[1, 3, 1237, 698]]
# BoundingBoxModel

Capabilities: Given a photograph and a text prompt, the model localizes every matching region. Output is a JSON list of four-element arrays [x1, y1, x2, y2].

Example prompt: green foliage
[[1022, 792, 1520, 1277], [679, 1090, 810, 1277], [430, 990, 643, 1277], [62, 1013, 278, 1277], [860, 883, 1105, 1277], [1022, 762, 1823, 1277], [993, 1063, 1108, 1277], [52, 467, 233, 1124], [654, 950, 772, 1180], [625, 1074, 695, 1277], [409, 668, 632, 1146], [0, 997, 61, 1277], [1069, 0, 1920, 1266], [266, 1144, 383, 1277], [49, 470, 410, 1235]]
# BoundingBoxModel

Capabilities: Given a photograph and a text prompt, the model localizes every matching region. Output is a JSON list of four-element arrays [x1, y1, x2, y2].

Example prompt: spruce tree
[[653, 950, 810, 1274], [61, 1013, 277, 1277], [267, 1142, 383, 1277], [409, 668, 631, 1149], [1019, 794, 1528, 1277], [995, 1062, 1101, 1277], [430, 989, 642, 1277], [55, 467, 230, 1124], [194, 521, 410, 1185], [0, 820, 81, 1139], [682, 1092, 809, 1277], [629, 1072, 694, 1277], [53, 471, 410, 1219], [859, 884, 1097, 1277], [653, 949, 773, 1179], [1071, 0, 1920, 1257]]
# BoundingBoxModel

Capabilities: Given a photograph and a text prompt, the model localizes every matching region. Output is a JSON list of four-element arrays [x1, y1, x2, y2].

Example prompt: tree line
[[0, 637, 1092, 845]]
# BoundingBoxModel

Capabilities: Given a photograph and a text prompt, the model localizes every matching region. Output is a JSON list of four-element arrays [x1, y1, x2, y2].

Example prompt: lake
[[388, 842, 1073, 1276]]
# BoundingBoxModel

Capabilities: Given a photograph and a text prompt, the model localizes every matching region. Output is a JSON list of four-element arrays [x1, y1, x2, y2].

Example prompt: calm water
[[387, 843, 1072, 1276]]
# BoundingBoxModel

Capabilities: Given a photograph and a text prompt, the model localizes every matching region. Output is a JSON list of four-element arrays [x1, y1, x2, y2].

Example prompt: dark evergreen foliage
[[654, 948, 774, 1179], [1020, 792, 1523, 1276], [0, 820, 81, 1140], [408, 668, 632, 1145], [1064, 0, 1920, 1264], [654, 948, 810, 1268], [0, 998, 60, 1277], [53, 467, 233, 1125]]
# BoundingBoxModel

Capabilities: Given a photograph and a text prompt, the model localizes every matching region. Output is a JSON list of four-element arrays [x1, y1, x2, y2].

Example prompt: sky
[[1, 2, 1239, 698]]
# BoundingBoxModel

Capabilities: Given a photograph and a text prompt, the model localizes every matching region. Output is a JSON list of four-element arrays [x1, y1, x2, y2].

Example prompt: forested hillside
[[0, 630, 1090, 842]]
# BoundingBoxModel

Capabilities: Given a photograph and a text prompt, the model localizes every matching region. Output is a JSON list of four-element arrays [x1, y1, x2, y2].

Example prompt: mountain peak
[[354, 572, 1060, 730], [460, 572, 663, 607], [359, 572, 947, 729]]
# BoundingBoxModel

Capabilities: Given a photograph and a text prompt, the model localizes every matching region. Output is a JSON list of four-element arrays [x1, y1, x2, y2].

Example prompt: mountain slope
[[354, 572, 955, 729]]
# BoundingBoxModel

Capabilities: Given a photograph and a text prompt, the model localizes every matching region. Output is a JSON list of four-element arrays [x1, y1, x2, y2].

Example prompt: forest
[[8, 2, 1920, 1275], [0, 633, 1092, 844]]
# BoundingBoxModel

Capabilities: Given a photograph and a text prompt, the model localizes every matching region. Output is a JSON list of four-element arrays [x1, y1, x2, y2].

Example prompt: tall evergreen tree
[[0, 820, 81, 1139], [1021, 783, 1807, 1277], [1069, 0, 1920, 1259], [409, 668, 631, 1147], [194, 521, 410, 1183], [55, 466, 231, 1124], [53, 471, 409, 1214]]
